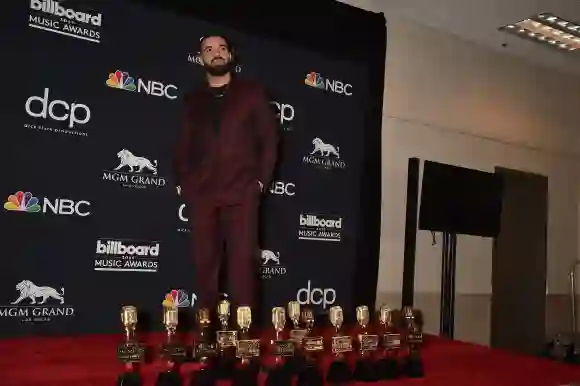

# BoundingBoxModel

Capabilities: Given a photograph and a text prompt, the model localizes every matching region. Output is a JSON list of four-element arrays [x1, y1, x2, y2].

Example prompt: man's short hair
[[199, 34, 234, 53]]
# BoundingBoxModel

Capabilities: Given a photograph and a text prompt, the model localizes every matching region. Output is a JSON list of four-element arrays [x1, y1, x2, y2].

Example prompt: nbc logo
[[304, 72, 352, 96], [297, 213, 343, 242], [4, 191, 91, 217], [163, 289, 197, 308], [106, 70, 178, 100], [28, 0, 103, 44]]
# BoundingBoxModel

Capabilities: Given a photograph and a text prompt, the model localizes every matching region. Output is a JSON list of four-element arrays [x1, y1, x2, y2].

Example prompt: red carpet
[[1, 331, 580, 386]]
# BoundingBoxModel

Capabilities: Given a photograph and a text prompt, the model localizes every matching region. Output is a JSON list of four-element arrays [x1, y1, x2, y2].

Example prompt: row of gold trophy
[[115, 299, 424, 386]]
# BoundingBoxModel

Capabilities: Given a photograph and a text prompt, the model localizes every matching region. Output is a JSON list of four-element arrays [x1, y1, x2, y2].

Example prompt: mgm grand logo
[[0, 280, 75, 323], [259, 249, 287, 280], [102, 148, 167, 189]]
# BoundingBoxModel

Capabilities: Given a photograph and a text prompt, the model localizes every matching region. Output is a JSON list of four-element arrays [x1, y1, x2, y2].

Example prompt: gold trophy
[[232, 306, 260, 386], [190, 308, 217, 386], [156, 306, 186, 386], [287, 301, 308, 373], [378, 305, 402, 379], [215, 299, 237, 379], [116, 305, 144, 386], [265, 307, 294, 386], [296, 308, 324, 386], [402, 306, 424, 378], [235, 306, 260, 362], [326, 305, 353, 384], [353, 305, 379, 382], [288, 301, 308, 343], [194, 307, 217, 363]]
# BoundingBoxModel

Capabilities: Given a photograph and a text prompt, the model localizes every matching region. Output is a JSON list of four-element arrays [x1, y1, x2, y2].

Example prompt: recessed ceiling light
[[499, 13, 580, 52]]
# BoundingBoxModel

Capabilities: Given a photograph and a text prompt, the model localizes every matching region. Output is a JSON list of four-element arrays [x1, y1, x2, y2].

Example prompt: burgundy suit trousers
[[185, 189, 260, 311]]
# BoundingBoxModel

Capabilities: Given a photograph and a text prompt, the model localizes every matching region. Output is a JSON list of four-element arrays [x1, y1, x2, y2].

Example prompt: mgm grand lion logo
[[113, 149, 158, 174], [11, 280, 65, 305]]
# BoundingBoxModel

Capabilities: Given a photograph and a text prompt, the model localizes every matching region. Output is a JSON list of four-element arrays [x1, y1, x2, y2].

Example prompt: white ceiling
[[341, 0, 580, 76]]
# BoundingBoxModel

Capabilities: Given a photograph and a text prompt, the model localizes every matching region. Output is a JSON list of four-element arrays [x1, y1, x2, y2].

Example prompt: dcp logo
[[269, 181, 295, 196], [296, 280, 336, 310], [25, 88, 91, 128], [271, 101, 294, 125], [178, 204, 188, 222]]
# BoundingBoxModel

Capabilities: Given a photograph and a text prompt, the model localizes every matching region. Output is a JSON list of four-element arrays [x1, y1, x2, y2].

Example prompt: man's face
[[200, 36, 232, 76]]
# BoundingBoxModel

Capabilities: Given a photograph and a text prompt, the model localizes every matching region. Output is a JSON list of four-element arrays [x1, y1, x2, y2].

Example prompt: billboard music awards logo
[[4, 190, 91, 217], [270, 101, 295, 132], [296, 280, 336, 310], [298, 213, 342, 242], [102, 149, 167, 189], [259, 249, 287, 279], [163, 289, 197, 308], [106, 70, 178, 100], [28, 0, 103, 44], [304, 72, 352, 96], [0, 280, 74, 323], [24, 88, 91, 137], [94, 239, 160, 273], [302, 137, 346, 170], [187, 52, 242, 73]]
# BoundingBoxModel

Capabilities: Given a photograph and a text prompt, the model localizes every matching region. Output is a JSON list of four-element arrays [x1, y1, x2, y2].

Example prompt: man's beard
[[205, 62, 232, 76]]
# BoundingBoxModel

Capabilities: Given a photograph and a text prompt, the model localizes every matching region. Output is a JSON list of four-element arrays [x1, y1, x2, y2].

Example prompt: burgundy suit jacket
[[173, 77, 279, 204]]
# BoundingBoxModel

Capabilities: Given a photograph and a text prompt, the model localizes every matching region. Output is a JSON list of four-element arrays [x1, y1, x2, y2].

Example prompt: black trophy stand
[[116, 363, 142, 386], [155, 368, 181, 386], [232, 361, 259, 386], [326, 358, 352, 385]]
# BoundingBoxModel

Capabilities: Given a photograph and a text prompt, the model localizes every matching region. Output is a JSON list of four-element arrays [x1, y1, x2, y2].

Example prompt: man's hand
[[257, 181, 263, 192], [176, 185, 181, 196]]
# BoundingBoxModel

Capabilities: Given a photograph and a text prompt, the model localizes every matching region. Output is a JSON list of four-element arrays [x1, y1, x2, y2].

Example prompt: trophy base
[[190, 366, 216, 386], [264, 364, 292, 386], [326, 360, 352, 385], [353, 359, 378, 382], [155, 370, 182, 386], [377, 357, 400, 379], [403, 355, 424, 378], [232, 363, 259, 386], [116, 372, 142, 386], [297, 364, 323, 386], [286, 354, 307, 374], [215, 355, 236, 379]]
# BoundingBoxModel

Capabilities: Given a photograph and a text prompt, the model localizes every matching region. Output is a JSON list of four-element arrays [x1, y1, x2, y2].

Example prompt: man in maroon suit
[[173, 35, 279, 313]]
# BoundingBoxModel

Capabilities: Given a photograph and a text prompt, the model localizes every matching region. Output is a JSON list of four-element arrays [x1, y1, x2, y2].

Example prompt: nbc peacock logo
[[4, 191, 41, 213], [163, 289, 196, 308], [304, 71, 353, 96], [304, 72, 324, 89], [106, 70, 136, 91]]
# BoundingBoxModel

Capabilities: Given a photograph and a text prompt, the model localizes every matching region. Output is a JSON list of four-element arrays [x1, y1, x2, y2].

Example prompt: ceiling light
[[499, 13, 580, 52]]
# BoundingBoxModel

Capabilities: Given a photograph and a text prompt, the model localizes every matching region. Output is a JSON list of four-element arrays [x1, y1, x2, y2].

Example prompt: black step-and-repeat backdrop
[[0, 0, 369, 337]]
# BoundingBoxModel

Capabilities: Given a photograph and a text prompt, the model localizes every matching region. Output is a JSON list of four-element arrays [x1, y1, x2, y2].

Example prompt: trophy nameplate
[[236, 339, 261, 358], [303, 336, 324, 352], [273, 340, 295, 357], [382, 333, 401, 348], [217, 330, 238, 348], [358, 334, 379, 352], [117, 342, 144, 362], [160, 342, 187, 361], [195, 342, 217, 360], [407, 332, 423, 344], [289, 328, 308, 343], [332, 336, 353, 354]]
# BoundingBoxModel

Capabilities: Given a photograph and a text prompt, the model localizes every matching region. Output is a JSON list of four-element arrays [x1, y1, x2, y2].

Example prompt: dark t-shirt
[[209, 85, 227, 136]]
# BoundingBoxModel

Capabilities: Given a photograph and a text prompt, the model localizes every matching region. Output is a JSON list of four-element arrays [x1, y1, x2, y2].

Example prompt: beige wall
[[343, 0, 580, 346]]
